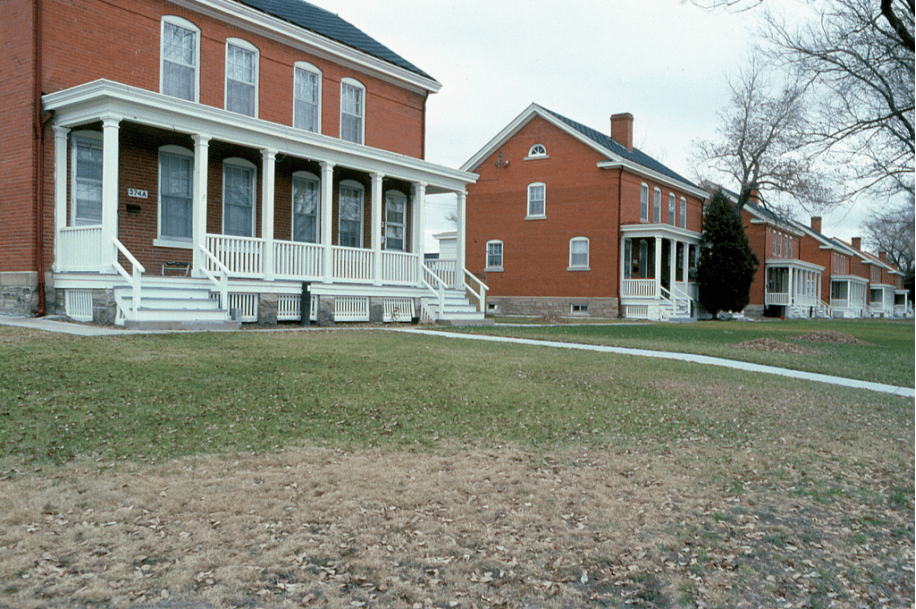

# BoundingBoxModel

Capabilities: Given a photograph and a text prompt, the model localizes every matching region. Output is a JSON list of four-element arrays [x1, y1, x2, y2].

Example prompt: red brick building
[[2, 0, 480, 326], [461, 104, 707, 320]]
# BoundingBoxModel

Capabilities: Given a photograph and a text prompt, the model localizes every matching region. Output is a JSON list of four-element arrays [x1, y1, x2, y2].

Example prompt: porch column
[[52, 126, 70, 273], [261, 148, 277, 281], [320, 161, 335, 282], [619, 237, 627, 294], [455, 190, 467, 290], [788, 267, 795, 305], [654, 236, 662, 299], [669, 238, 677, 294], [412, 182, 427, 284], [101, 116, 120, 270], [191, 134, 210, 276], [371, 172, 383, 286], [681, 243, 689, 283]]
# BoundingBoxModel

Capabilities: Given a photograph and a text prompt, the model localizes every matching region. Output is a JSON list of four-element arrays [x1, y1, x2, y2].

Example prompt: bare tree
[[692, 61, 838, 212], [862, 199, 915, 276]]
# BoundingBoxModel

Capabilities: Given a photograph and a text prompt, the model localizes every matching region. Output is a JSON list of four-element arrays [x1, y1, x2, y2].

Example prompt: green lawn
[[453, 318, 915, 387], [0, 325, 909, 465]]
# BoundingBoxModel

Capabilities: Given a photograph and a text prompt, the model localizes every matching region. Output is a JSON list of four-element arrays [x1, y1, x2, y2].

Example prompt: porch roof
[[764, 258, 824, 273], [620, 223, 701, 242], [831, 274, 869, 285], [43, 80, 474, 194]]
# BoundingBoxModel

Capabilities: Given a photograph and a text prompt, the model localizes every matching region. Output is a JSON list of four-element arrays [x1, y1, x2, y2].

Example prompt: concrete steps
[[114, 283, 240, 331]]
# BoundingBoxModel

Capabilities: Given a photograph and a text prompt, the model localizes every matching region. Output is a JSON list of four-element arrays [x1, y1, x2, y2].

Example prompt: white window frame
[[160, 16, 200, 103], [224, 38, 259, 117], [569, 237, 589, 270], [340, 78, 365, 144], [668, 193, 676, 225], [486, 240, 503, 271], [155, 144, 195, 248], [293, 61, 322, 133], [222, 157, 257, 237], [384, 190, 407, 252], [526, 143, 547, 159], [640, 183, 649, 221], [679, 197, 687, 229], [653, 188, 661, 223], [291, 170, 320, 243], [527, 182, 546, 219], [570, 303, 589, 314], [338, 179, 364, 248], [70, 130, 104, 227]]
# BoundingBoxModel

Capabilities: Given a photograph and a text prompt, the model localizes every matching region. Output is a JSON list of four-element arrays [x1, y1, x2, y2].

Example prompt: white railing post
[[371, 172, 384, 286], [53, 126, 70, 273], [412, 182, 427, 286], [454, 191, 467, 290], [261, 148, 276, 281], [191, 134, 210, 277], [101, 116, 121, 271], [113, 238, 145, 316], [320, 162, 335, 283]]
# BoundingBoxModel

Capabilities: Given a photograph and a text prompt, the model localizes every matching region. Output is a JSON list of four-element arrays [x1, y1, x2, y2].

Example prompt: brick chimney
[[879, 251, 888, 263], [610, 113, 634, 152], [810, 216, 822, 233], [851, 237, 861, 250]]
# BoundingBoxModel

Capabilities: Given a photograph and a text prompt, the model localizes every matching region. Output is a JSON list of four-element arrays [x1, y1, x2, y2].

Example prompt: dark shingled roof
[[235, 0, 434, 81], [541, 106, 698, 189]]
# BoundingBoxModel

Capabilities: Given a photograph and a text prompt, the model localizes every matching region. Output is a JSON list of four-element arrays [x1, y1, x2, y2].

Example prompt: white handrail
[[421, 262, 447, 319], [113, 238, 145, 316], [198, 244, 229, 310], [463, 268, 489, 313]]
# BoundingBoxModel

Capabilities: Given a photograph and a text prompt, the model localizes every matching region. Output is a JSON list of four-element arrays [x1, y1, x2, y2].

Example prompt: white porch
[[619, 225, 700, 321], [868, 284, 897, 318], [44, 80, 486, 326], [764, 259, 828, 318], [829, 276, 868, 318]]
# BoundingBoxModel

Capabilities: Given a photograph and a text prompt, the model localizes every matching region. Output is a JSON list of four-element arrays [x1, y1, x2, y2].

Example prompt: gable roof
[[461, 103, 706, 198], [235, 0, 434, 80]]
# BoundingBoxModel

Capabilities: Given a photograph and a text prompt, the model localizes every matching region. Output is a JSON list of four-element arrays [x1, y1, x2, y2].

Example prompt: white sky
[[315, 0, 884, 251]]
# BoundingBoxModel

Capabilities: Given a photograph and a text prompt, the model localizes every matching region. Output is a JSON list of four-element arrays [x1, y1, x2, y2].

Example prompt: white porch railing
[[382, 251, 420, 285], [333, 246, 375, 283], [831, 298, 848, 310], [426, 259, 457, 286], [59, 225, 103, 271], [198, 244, 229, 309], [622, 279, 656, 298], [274, 240, 323, 279], [421, 262, 447, 318], [464, 269, 488, 313], [112, 237, 145, 318], [206, 234, 263, 278], [767, 292, 791, 306]]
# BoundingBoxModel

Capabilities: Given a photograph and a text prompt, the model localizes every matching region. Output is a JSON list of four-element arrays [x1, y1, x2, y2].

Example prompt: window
[[640, 183, 649, 221], [223, 158, 256, 237], [225, 39, 258, 116], [788, 236, 793, 258], [294, 62, 321, 133], [668, 193, 676, 225], [679, 197, 686, 229], [158, 146, 194, 241], [778, 233, 783, 257], [570, 303, 588, 314], [161, 16, 199, 102], [338, 180, 364, 247], [385, 190, 407, 251], [527, 143, 547, 158], [486, 240, 503, 270], [527, 183, 545, 218], [772, 231, 778, 257], [653, 188, 661, 223], [340, 78, 365, 144], [569, 237, 589, 269], [292, 171, 319, 243], [71, 131, 103, 226]]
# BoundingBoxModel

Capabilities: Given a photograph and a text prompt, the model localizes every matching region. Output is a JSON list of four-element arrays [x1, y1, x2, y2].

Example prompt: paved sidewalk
[[396, 328, 915, 399], [0, 315, 132, 336]]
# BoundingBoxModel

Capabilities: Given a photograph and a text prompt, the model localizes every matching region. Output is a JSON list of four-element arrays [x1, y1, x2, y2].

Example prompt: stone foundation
[[257, 293, 279, 326], [487, 296, 619, 319], [317, 296, 335, 327], [0, 272, 39, 317]]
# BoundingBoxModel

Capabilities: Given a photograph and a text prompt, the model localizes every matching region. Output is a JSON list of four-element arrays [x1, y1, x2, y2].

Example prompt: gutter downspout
[[34, 0, 46, 316]]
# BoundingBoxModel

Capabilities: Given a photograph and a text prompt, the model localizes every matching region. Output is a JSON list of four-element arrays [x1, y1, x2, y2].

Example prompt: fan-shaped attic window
[[527, 143, 547, 159]]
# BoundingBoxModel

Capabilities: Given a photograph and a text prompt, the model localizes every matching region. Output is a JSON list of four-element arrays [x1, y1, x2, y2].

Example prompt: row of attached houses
[[2, 0, 486, 328]]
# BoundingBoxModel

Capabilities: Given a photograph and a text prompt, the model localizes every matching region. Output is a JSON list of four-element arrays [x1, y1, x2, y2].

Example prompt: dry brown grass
[[1, 437, 911, 609]]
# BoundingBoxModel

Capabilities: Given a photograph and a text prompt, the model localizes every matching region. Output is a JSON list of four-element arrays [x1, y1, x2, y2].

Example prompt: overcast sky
[[316, 0, 880, 251]]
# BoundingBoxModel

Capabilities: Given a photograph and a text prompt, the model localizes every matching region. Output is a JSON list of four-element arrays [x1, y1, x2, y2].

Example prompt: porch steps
[[114, 283, 240, 331], [425, 289, 493, 326]]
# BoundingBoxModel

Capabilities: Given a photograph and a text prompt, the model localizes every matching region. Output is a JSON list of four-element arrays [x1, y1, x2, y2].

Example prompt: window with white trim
[[161, 16, 200, 102], [570, 303, 588, 314], [653, 188, 661, 223], [772, 231, 778, 256], [294, 62, 321, 133], [486, 240, 503, 270], [569, 237, 589, 269], [679, 197, 686, 229], [385, 190, 407, 251], [338, 180, 364, 247], [292, 171, 319, 243], [668, 193, 676, 225], [527, 183, 545, 218], [640, 183, 649, 221], [223, 158, 257, 237], [528, 143, 547, 158], [340, 78, 365, 144], [158, 145, 194, 241], [225, 39, 258, 117], [71, 131, 103, 226]]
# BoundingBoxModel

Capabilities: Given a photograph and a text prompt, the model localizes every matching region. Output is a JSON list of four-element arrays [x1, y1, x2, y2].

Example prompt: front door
[[384, 190, 406, 252]]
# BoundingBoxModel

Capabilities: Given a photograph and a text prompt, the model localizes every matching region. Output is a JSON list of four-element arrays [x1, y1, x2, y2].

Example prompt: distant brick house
[[2, 0, 481, 327], [461, 104, 707, 321]]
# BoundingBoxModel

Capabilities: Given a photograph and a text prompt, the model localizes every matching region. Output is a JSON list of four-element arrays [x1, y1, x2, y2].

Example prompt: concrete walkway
[[395, 328, 915, 399], [0, 315, 133, 336]]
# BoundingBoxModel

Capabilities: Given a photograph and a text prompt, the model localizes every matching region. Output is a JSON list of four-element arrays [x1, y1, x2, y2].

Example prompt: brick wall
[[741, 211, 767, 307]]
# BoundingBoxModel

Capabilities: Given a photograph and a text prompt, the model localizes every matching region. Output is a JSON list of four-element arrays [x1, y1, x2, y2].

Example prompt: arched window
[[225, 38, 259, 117], [653, 188, 661, 223], [292, 171, 319, 243], [294, 62, 322, 133], [569, 237, 589, 269], [161, 16, 200, 102], [340, 78, 365, 144], [527, 182, 546, 218], [158, 144, 194, 244], [338, 180, 364, 247], [640, 183, 649, 221], [527, 143, 547, 158], [223, 157, 257, 237], [679, 197, 687, 228], [668, 193, 676, 225], [486, 240, 503, 270]]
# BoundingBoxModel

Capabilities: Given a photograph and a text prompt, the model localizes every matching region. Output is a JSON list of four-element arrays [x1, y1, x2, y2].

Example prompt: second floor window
[[340, 79, 365, 144], [294, 63, 321, 133], [640, 183, 649, 221], [226, 40, 258, 117], [679, 197, 686, 229], [161, 17, 199, 102], [527, 183, 545, 218], [653, 188, 661, 223], [668, 193, 676, 225]]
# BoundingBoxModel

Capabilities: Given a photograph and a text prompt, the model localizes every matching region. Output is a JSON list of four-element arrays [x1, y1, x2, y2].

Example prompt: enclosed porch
[[764, 260, 827, 318], [619, 225, 699, 321]]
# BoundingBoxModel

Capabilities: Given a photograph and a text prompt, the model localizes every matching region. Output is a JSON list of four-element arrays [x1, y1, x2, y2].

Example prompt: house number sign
[[128, 188, 148, 199]]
